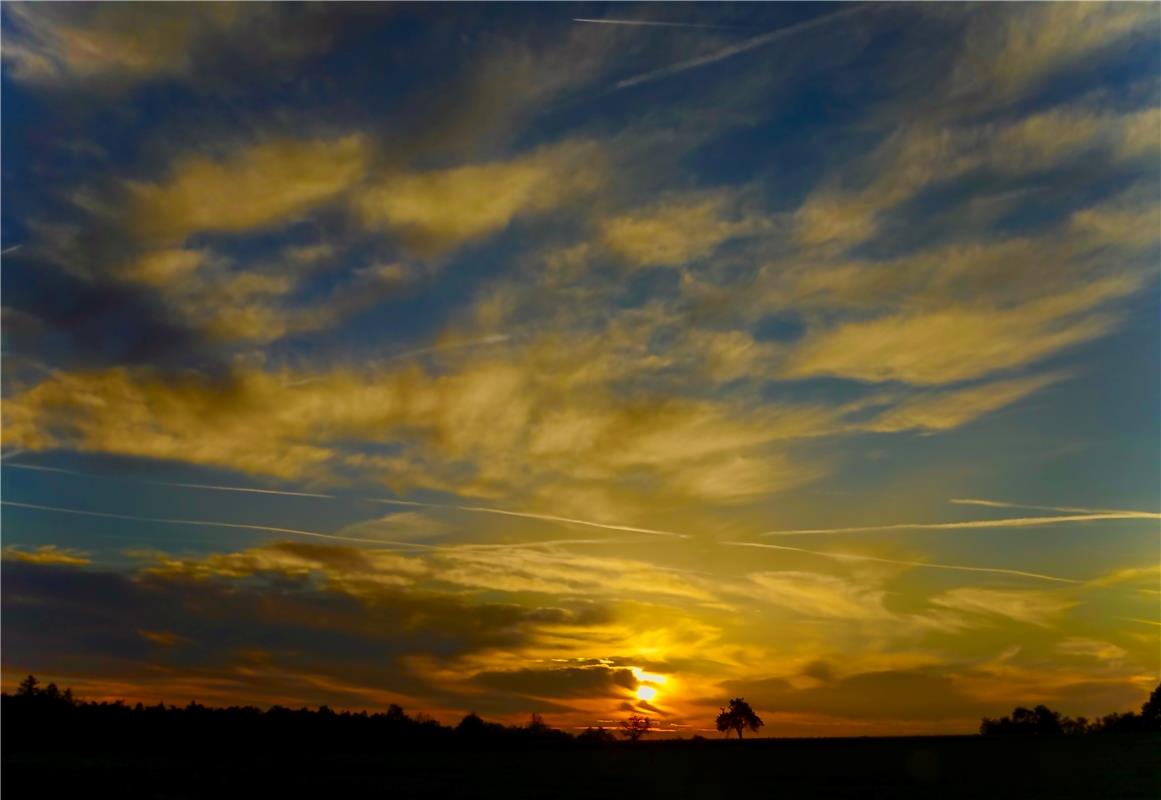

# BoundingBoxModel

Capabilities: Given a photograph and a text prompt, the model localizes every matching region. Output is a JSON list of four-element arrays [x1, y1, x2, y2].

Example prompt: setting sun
[[636, 686, 658, 703]]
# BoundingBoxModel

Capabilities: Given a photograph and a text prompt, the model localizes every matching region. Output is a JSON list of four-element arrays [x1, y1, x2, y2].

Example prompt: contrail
[[374, 498, 690, 539], [1, 244, 22, 256], [4, 462, 339, 499], [0, 500, 434, 549], [951, 498, 1160, 516], [613, 4, 874, 91], [1117, 617, 1161, 627], [574, 18, 740, 31], [146, 481, 334, 499], [384, 334, 511, 364], [449, 538, 653, 550], [0, 450, 25, 461], [6, 461, 690, 539], [759, 512, 1161, 536], [721, 541, 1081, 584]]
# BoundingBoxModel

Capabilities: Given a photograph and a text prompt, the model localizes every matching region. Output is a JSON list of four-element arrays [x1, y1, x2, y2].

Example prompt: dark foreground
[[5, 734, 1159, 799]]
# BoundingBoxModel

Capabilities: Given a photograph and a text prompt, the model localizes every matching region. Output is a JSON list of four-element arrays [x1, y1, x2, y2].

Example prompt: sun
[[631, 667, 668, 704]]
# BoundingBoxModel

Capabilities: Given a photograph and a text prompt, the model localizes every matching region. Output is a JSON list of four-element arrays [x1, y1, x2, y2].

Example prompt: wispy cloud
[[611, 4, 874, 91], [929, 587, 1075, 627], [721, 541, 1081, 584]]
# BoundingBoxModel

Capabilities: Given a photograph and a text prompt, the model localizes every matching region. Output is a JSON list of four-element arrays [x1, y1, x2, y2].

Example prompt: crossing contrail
[[374, 498, 690, 539], [4, 462, 689, 539], [574, 18, 740, 31], [759, 512, 1160, 536], [612, 4, 875, 91], [950, 498, 1160, 516], [0, 500, 434, 549], [721, 541, 1081, 584], [384, 334, 511, 363], [3, 463, 335, 498]]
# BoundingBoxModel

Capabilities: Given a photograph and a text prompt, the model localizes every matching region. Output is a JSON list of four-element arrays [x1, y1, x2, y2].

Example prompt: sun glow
[[631, 666, 667, 704]]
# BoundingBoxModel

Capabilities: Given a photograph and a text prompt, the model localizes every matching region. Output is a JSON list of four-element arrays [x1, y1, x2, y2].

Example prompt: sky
[[1, 2, 1158, 737]]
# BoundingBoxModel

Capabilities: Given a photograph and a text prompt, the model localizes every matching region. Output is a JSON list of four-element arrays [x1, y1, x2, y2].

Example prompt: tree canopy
[[716, 698, 763, 739]]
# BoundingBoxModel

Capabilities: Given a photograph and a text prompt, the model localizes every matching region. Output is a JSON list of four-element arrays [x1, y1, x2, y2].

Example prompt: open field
[[5, 734, 1159, 799]]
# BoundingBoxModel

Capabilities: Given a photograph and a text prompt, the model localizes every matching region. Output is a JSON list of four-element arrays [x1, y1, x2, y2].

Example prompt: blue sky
[[2, 2, 1158, 734]]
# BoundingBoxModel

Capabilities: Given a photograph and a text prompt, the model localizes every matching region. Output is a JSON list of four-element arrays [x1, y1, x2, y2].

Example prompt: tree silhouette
[[619, 713, 651, 742], [1141, 683, 1161, 727], [716, 697, 763, 739]]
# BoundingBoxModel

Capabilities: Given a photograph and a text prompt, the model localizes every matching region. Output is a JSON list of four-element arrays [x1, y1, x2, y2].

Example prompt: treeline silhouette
[[3, 675, 622, 756], [979, 682, 1161, 736]]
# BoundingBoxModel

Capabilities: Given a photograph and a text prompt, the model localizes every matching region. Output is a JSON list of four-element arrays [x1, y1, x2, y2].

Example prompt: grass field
[[5, 734, 1159, 799]]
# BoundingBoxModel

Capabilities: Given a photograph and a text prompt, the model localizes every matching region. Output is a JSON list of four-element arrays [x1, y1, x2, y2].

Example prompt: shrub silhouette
[[577, 726, 616, 744], [619, 713, 651, 742], [716, 697, 764, 739]]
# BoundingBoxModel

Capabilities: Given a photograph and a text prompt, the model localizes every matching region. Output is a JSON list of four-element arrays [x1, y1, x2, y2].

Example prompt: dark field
[[5, 735, 1159, 799]]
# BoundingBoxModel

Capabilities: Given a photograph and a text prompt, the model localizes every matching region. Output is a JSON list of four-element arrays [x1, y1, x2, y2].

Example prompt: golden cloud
[[601, 193, 761, 268], [127, 135, 370, 243], [354, 140, 604, 255], [2, 545, 91, 566], [779, 276, 1138, 384]]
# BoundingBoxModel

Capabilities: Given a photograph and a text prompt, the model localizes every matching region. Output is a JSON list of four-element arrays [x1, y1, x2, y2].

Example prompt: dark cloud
[[719, 669, 985, 721], [1, 252, 220, 372], [473, 666, 638, 699], [1, 559, 612, 713], [801, 659, 835, 683]]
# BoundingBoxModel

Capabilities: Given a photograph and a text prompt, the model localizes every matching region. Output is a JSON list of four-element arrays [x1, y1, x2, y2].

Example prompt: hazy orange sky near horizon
[[1, 2, 1159, 736]]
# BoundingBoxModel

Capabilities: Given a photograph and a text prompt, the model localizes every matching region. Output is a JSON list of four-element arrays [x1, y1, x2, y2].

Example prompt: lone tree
[[619, 713, 651, 742], [716, 698, 763, 739]]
